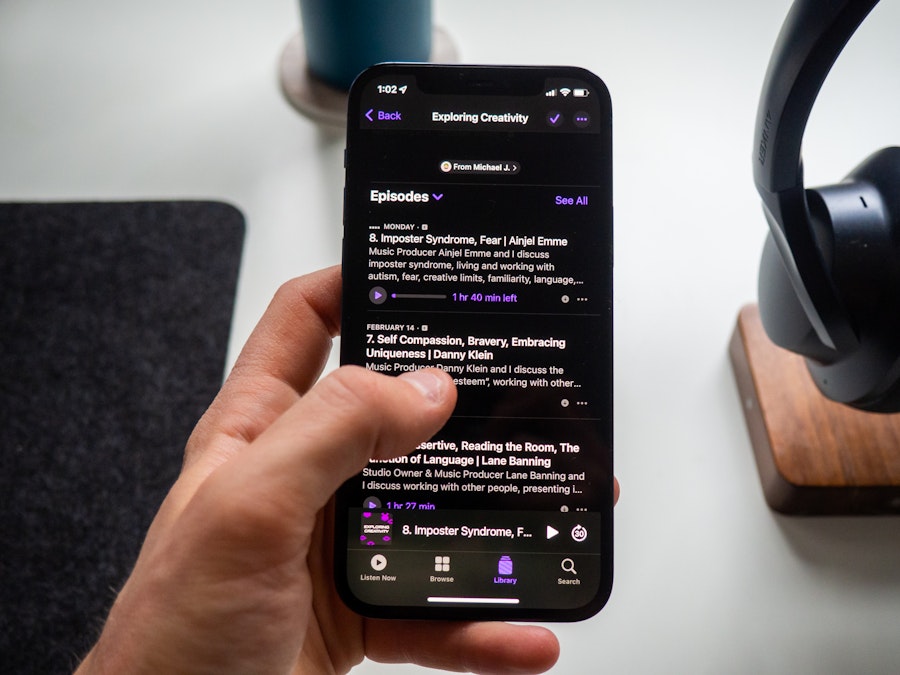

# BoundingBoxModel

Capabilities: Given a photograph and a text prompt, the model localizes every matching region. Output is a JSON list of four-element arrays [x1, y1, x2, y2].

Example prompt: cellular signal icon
[[559, 87, 572, 97], [544, 88, 557, 97]]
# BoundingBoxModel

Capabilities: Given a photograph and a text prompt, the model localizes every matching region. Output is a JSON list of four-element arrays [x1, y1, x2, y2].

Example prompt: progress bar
[[392, 293, 448, 299], [427, 596, 520, 604]]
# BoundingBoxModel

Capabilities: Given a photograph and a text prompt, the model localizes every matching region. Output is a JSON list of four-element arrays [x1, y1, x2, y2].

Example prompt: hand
[[76, 265, 562, 674]]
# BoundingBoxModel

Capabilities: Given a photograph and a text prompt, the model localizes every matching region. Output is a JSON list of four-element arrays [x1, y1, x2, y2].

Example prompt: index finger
[[185, 265, 343, 468]]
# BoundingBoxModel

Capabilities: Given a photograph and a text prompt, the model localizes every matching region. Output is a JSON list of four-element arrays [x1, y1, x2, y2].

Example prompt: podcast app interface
[[339, 67, 612, 615]]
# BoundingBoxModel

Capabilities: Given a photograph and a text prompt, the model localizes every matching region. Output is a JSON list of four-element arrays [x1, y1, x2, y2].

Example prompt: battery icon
[[573, 88, 589, 98]]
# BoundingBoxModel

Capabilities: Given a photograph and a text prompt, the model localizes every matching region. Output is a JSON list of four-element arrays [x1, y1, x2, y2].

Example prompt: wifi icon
[[559, 87, 572, 97]]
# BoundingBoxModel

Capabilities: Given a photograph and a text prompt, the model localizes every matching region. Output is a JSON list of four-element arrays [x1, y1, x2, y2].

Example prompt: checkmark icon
[[547, 111, 562, 127], [432, 193, 444, 201]]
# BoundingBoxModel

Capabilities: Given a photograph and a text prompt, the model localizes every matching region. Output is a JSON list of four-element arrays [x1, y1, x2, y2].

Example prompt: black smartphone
[[337, 64, 613, 621]]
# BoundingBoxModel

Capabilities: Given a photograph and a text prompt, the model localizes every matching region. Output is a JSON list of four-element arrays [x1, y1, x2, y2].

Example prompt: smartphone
[[337, 64, 613, 621]]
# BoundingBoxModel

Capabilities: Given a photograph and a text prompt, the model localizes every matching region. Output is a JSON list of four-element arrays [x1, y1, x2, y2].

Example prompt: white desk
[[3, 1, 900, 672]]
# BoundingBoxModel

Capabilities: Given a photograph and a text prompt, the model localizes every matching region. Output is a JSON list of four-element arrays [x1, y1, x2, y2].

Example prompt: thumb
[[211, 366, 457, 518]]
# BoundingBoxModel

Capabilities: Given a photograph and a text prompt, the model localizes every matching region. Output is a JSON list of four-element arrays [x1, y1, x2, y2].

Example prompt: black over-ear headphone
[[754, 0, 900, 412]]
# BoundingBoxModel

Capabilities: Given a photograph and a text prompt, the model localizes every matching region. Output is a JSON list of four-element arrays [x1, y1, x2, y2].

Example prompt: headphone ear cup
[[760, 147, 900, 412], [758, 232, 836, 363], [808, 146, 900, 355], [844, 146, 900, 222]]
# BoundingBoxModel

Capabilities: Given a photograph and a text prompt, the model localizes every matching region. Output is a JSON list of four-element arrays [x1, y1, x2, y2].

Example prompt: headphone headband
[[754, 0, 877, 194], [753, 0, 878, 353]]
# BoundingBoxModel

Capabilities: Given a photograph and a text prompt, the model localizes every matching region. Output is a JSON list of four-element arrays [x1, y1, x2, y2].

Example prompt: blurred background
[[2, 1, 900, 672]]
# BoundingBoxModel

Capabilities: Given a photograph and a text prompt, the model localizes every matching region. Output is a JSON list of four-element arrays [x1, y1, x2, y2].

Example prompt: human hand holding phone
[[75, 266, 562, 674]]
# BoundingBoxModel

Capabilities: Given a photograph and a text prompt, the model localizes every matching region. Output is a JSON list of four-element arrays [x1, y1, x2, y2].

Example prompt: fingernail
[[399, 369, 448, 404]]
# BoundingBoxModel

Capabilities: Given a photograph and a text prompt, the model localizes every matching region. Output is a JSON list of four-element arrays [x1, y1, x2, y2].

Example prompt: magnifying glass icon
[[561, 558, 577, 575]]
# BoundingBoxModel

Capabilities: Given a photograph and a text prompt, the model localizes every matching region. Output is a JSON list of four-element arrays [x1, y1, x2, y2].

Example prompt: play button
[[370, 554, 388, 571], [546, 525, 559, 540], [369, 286, 387, 304]]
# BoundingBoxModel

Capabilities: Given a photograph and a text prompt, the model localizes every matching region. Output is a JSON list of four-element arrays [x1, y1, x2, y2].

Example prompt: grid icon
[[434, 556, 450, 572]]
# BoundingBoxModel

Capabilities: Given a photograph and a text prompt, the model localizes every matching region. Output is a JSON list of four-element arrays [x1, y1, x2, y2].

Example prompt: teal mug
[[299, 0, 432, 90]]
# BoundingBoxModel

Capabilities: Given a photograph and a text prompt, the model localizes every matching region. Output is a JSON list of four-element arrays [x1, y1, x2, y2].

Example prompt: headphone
[[754, 0, 900, 412]]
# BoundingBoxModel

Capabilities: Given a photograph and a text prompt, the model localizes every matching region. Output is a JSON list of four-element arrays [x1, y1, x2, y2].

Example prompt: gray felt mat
[[0, 201, 244, 673]]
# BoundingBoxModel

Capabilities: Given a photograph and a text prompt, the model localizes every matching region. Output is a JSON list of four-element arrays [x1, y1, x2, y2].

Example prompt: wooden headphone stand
[[730, 304, 900, 515]]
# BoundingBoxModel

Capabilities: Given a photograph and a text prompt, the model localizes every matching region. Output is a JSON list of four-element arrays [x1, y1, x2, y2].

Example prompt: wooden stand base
[[729, 304, 900, 515]]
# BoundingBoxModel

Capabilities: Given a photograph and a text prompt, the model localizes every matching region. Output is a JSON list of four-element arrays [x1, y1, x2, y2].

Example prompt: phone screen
[[337, 64, 612, 621]]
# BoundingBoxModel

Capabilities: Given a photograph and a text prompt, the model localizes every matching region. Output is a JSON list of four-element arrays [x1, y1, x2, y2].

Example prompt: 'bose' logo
[[758, 109, 773, 166]]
